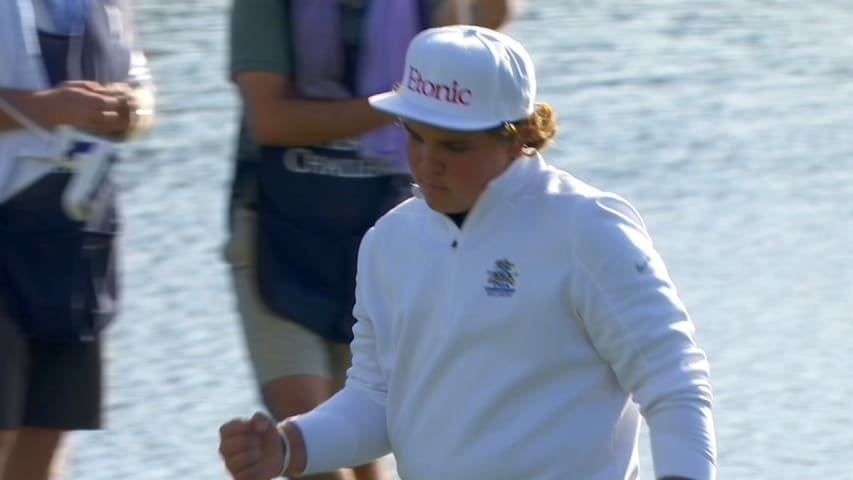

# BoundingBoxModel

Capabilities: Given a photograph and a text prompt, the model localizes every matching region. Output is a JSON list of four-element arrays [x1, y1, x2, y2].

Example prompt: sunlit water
[[66, 1, 853, 478]]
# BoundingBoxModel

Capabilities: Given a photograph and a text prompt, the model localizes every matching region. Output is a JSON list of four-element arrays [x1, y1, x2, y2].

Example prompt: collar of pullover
[[412, 152, 547, 240]]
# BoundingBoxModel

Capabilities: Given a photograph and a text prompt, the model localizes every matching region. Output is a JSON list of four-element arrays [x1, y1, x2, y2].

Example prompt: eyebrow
[[402, 122, 473, 148], [401, 122, 421, 140]]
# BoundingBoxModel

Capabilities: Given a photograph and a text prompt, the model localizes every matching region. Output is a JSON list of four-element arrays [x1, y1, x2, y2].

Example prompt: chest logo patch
[[484, 258, 518, 297]]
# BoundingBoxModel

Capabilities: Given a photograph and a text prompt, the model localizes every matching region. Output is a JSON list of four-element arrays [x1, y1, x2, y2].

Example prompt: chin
[[426, 200, 469, 215], [423, 197, 453, 214]]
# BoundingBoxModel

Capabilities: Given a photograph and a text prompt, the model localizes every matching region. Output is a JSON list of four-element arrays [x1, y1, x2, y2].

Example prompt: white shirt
[[294, 153, 717, 479]]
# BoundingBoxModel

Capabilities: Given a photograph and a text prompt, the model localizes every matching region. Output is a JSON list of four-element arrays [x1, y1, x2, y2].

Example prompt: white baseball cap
[[369, 25, 536, 131]]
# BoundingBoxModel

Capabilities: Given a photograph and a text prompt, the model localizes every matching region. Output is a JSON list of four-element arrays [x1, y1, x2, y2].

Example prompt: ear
[[506, 123, 530, 158], [506, 138, 524, 159]]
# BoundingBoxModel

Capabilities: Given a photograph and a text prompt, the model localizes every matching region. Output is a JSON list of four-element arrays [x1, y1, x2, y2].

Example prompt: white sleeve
[[569, 195, 717, 479], [292, 228, 392, 474], [292, 385, 390, 475], [347, 226, 392, 404]]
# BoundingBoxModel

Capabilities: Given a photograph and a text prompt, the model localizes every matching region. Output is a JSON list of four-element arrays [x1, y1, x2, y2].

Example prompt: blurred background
[[64, 0, 853, 478]]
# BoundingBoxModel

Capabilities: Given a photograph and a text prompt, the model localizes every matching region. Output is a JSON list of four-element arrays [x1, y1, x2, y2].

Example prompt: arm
[[434, 0, 512, 29], [229, 0, 392, 147], [471, 0, 512, 29], [234, 72, 392, 146], [1, 1, 154, 141], [219, 386, 389, 480], [219, 228, 391, 479], [569, 196, 717, 480], [0, 81, 153, 142], [287, 385, 389, 476], [0, 84, 126, 136], [290, 227, 392, 474]]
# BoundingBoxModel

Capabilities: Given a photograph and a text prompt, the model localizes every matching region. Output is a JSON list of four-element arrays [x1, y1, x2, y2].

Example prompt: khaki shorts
[[224, 207, 351, 385]]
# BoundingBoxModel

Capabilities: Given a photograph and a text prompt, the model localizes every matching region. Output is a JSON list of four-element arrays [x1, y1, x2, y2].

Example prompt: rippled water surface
[[66, 1, 853, 478]]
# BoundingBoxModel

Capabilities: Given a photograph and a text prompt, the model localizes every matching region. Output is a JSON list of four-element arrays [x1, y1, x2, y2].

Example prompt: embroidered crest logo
[[484, 258, 518, 297]]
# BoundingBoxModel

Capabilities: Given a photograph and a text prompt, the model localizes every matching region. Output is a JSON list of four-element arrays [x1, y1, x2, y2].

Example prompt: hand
[[35, 81, 135, 137], [97, 82, 137, 135], [219, 412, 285, 480], [66, 81, 141, 136]]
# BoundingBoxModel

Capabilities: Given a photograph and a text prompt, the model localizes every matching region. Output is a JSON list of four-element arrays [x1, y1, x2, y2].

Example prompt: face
[[403, 121, 522, 214]]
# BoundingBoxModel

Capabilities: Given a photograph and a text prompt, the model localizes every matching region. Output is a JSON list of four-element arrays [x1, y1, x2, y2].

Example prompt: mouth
[[419, 183, 448, 196], [418, 180, 447, 191]]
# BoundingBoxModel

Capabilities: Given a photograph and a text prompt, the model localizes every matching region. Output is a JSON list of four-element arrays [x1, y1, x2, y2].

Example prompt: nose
[[413, 143, 446, 176]]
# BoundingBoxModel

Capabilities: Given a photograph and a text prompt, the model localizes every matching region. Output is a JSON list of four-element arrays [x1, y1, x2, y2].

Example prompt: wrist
[[275, 422, 292, 477], [3, 89, 64, 129], [35, 89, 76, 128], [276, 419, 308, 477]]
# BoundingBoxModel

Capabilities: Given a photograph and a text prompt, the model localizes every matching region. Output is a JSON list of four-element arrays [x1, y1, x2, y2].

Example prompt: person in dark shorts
[[0, 307, 102, 474], [0, 0, 154, 478]]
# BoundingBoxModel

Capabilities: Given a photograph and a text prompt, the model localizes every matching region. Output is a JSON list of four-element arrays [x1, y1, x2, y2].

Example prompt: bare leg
[[0, 429, 19, 477], [226, 216, 391, 480], [352, 459, 396, 480], [1, 427, 63, 480]]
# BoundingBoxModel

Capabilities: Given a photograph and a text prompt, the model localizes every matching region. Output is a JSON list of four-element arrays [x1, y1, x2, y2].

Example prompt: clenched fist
[[218, 412, 285, 480]]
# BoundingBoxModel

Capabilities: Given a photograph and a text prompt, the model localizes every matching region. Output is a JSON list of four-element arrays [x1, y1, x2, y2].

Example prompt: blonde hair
[[494, 103, 558, 153]]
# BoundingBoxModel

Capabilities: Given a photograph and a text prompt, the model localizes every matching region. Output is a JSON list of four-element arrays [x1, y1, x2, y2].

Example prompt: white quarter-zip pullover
[[294, 153, 717, 479]]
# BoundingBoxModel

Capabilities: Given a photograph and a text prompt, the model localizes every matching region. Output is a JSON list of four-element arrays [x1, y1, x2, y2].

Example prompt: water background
[[66, 0, 853, 478]]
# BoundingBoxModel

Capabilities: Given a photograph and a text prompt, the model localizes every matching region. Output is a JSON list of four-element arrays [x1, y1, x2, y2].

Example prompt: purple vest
[[289, 0, 426, 172]]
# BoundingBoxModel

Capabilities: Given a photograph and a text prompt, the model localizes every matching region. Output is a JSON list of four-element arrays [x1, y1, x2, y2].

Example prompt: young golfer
[[219, 24, 717, 480]]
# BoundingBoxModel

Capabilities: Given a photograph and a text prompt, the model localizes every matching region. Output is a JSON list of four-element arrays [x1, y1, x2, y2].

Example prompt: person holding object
[[220, 24, 715, 480], [0, 0, 154, 479], [225, 2, 509, 479]]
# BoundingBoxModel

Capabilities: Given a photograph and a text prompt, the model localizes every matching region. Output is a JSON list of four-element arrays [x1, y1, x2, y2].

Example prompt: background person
[[0, 1, 154, 479]]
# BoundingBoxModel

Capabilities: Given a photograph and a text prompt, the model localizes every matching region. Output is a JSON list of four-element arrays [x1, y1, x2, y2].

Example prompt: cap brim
[[368, 90, 503, 132]]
